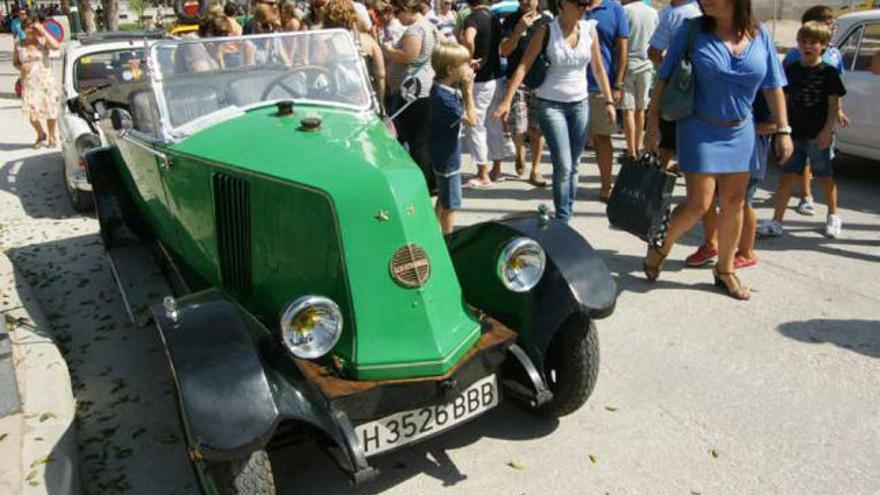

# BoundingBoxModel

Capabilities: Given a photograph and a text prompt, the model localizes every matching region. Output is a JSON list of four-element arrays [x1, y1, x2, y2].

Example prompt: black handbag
[[606, 153, 677, 247]]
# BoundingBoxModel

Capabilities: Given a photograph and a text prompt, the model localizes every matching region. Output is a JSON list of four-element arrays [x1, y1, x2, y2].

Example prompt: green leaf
[[588, 454, 598, 464], [604, 406, 618, 412], [506, 460, 526, 471]]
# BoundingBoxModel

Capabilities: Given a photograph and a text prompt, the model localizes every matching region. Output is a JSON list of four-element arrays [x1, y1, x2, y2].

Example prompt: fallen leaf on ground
[[709, 448, 719, 458], [507, 460, 526, 471], [38, 412, 57, 422], [588, 454, 598, 464], [604, 406, 618, 412]]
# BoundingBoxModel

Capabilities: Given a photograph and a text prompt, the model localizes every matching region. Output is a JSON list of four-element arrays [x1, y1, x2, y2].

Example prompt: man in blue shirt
[[11, 9, 28, 42], [586, 0, 629, 202]]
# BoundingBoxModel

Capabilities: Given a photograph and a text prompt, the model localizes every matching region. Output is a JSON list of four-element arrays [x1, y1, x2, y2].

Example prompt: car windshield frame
[[147, 29, 375, 141]]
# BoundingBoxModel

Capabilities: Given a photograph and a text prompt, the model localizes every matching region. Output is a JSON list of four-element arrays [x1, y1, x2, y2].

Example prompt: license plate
[[354, 374, 499, 456]]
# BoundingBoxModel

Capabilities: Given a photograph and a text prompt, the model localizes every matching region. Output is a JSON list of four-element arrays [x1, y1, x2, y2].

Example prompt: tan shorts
[[588, 92, 617, 136], [621, 69, 653, 111]]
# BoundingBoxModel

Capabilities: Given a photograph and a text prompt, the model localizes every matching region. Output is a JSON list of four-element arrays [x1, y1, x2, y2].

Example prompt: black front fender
[[447, 215, 616, 366], [152, 290, 282, 461]]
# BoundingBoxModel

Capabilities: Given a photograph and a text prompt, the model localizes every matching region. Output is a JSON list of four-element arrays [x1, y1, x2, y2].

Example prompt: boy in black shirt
[[760, 21, 847, 239]]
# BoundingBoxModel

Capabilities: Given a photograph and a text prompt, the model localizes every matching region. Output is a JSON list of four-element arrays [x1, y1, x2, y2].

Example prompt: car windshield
[[149, 30, 373, 136], [74, 49, 148, 92]]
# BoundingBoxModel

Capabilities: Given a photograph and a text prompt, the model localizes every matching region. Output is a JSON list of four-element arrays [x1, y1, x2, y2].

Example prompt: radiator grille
[[213, 173, 252, 296]]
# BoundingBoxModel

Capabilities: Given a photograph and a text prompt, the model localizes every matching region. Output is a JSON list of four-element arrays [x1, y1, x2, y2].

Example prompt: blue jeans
[[537, 98, 590, 221]]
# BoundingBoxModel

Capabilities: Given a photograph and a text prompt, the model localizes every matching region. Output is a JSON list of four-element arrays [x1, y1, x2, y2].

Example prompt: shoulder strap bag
[[658, 18, 699, 121], [523, 17, 554, 90]]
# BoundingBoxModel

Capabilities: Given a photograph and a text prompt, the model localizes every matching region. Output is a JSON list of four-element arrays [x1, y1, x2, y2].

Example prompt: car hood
[[167, 106, 482, 380]]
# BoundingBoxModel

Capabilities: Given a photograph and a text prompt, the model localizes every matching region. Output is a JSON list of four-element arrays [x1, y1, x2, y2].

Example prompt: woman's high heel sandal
[[713, 268, 751, 301], [643, 245, 668, 282]]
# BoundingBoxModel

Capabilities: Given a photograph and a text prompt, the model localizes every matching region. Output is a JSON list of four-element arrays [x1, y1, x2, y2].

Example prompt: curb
[[0, 252, 81, 495]]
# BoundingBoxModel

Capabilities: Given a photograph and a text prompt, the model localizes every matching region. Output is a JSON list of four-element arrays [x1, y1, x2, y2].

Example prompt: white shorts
[[464, 78, 511, 165], [621, 69, 653, 111]]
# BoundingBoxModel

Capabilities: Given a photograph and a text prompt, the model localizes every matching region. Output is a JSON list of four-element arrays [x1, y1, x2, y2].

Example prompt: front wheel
[[538, 314, 599, 417], [206, 450, 276, 495]]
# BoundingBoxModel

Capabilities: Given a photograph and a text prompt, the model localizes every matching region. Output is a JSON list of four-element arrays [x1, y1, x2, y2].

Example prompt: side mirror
[[109, 108, 133, 135]]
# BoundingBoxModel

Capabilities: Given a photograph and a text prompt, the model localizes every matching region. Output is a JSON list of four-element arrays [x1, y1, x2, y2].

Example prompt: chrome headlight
[[74, 133, 101, 153], [497, 237, 546, 293], [279, 296, 343, 359]]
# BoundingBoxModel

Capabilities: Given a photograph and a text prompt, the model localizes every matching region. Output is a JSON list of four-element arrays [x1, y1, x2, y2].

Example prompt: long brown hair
[[700, 0, 758, 39]]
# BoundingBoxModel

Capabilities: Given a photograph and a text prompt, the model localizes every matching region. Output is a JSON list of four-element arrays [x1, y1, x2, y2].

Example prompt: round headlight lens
[[279, 296, 343, 359], [497, 237, 546, 293]]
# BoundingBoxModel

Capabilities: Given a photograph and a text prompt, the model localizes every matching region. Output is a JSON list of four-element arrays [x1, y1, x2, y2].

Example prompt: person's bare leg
[[434, 200, 454, 234], [801, 164, 813, 199], [659, 148, 675, 170], [594, 133, 614, 198], [818, 176, 838, 215], [701, 207, 718, 250], [30, 120, 46, 146], [622, 109, 636, 157], [645, 173, 716, 275], [46, 119, 57, 147], [715, 173, 751, 298], [513, 133, 527, 177], [739, 205, 758, 259], [490, 160, 502, 181], [475, 164, 491, 184], [634, 109, 645, 157], [528, 129, 546, 186], [772, 173, 800, 223]]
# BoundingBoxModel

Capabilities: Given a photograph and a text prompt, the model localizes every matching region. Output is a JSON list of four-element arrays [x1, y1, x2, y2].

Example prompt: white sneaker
[[824, 214, 843, 238], [757, 219, 784, 237], [796, 197, 816, 216]]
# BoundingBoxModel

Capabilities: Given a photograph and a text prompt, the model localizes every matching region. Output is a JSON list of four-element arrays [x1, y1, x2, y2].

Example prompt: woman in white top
[[494, 0, 614, 221]]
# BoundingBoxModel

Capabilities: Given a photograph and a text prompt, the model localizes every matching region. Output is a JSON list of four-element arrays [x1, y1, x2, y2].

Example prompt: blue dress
[[659, 20, 786, 174]]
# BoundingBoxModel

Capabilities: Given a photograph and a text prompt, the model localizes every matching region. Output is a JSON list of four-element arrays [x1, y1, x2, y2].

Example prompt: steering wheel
[[260, 65, 336, 101]]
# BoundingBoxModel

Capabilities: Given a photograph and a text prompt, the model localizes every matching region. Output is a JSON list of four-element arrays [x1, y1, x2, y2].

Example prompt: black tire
[[206, 450, 276, 495], [66, 182, 94, 212], [538, 314, 599, 417]]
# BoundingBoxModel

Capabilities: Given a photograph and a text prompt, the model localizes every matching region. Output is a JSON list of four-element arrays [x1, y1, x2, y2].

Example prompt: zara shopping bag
[[606, 153, 677, 247]]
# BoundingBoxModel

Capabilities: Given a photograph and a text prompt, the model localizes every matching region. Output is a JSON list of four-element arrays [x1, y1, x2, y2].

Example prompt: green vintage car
[[80, 30, 617, 494]]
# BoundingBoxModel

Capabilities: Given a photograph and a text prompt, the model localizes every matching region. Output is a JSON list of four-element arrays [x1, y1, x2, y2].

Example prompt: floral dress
[[18, 41, 58, 121]]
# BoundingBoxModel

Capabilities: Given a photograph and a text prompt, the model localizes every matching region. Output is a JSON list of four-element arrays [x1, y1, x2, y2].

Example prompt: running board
[[106, 244, 173, 325]]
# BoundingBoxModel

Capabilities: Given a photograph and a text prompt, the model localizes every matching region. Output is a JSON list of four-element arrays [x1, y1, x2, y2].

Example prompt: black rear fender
[[446, 214, 616, 366], [84, 146, 148, 247]]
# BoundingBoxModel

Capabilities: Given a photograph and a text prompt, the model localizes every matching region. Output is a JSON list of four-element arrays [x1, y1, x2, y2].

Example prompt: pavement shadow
[[6, 234, 198, 494], [0, 151, 81, 220], [273, 400, 559, 494], [777, 319, 880, 359]]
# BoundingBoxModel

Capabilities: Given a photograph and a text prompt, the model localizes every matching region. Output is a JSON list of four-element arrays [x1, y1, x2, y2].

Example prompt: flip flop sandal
[[464, 178, 493, 189], [528, 176, 548, 188]]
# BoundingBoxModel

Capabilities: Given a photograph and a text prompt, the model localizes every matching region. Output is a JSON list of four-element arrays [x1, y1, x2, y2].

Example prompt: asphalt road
[[1, 34, 878, 495]]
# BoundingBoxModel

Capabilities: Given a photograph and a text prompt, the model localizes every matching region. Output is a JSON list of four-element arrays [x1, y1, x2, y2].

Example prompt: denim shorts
[[783, 138, 834, 177], [435, 172, 462, 210], [745, 177, 761, 208]]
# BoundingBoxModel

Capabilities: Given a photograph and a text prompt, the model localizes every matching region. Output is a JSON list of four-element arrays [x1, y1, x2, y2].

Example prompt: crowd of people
[[7, 0, 854, 302]]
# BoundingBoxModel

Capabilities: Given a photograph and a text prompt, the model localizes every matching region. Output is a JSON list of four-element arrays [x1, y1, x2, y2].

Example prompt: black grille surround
[[212, 173, 252, 297]]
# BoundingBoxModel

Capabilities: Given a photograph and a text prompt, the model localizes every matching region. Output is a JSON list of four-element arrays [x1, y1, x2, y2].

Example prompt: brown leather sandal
[[643, 245, 669, 282], [713, 268, 751, 301]]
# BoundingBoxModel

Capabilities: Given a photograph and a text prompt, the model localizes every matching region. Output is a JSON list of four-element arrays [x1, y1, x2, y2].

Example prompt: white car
[[59, 32, 163, 211], [832, 10, 880, 162]]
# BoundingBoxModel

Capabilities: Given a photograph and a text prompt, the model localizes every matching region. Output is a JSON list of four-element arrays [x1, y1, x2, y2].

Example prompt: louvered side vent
[[212, 173, 252, 297]]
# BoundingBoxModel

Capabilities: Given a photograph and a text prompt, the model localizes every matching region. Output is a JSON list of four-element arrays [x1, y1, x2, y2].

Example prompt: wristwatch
[[775, 126, 792, 135]]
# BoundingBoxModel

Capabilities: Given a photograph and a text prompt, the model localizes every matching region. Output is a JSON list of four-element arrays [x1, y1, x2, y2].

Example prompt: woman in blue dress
[[645, 0, 793, 300]]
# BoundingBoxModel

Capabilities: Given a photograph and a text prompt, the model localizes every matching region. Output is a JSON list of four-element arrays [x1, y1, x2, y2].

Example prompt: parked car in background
[[59, 31, 164, 211], [833, 10, 880, 163]]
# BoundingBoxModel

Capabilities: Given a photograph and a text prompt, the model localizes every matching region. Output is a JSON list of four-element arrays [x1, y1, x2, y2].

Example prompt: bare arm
[[366, 36, 387, 113], [762, 86, 793, 163], [593, 27, 617, 122], [460, 73, 478, 127], [613, 36, 628, 91], [491, 25, 547, 122], [644, 79, 665, 153], [38, 24, 61, 50], [817, 94, 839, 150], [499, 12, 536, 57], [461, 26, 477, 56], [383, 32, 422, 64], [647, 46, 663, 68]]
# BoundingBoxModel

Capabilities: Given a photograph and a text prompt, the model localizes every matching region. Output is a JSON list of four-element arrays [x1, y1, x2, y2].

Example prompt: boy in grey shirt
[[621, 0, 658, 157]]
